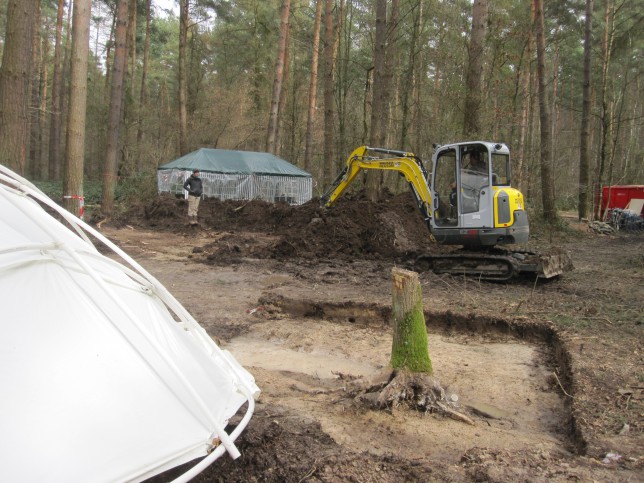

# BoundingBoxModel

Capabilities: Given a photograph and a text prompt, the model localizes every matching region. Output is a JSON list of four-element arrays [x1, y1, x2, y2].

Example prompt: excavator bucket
[[510, 248, 574, 279]]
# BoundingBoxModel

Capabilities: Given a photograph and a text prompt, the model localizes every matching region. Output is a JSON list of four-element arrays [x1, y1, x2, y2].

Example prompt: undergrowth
[[526, 208, 581, 242], [34, 174, 158, 213]]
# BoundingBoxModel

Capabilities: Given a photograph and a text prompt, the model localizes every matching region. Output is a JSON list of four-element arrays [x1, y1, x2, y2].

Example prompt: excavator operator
[[466, 150, 487, 174]]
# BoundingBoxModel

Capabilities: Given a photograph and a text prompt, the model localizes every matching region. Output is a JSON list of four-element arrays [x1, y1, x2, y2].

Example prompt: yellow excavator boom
[[321, 146, 432, 220]]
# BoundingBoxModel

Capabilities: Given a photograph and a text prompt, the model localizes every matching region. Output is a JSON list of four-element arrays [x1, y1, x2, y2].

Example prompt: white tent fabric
[[0, 165, 260, 482]]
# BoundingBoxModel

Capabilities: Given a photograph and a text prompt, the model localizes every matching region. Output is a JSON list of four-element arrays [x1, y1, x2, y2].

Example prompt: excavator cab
[[430, 142, 529, 246]]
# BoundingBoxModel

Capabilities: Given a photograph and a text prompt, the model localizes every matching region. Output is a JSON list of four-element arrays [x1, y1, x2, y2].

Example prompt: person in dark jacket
[[183, 169, 203, 225]]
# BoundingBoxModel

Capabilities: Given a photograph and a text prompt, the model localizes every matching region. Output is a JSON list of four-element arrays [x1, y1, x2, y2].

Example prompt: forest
[[0, 0, 641, 220], [1, 3, 643, 480]]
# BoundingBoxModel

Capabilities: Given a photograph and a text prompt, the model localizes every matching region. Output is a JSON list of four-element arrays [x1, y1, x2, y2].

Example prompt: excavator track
[[414, 247, 573, 281]]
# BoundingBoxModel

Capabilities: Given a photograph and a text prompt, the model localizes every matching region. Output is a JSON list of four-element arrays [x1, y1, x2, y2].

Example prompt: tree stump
[[342, 268, 474, 425], [390, 267, 432, 373]]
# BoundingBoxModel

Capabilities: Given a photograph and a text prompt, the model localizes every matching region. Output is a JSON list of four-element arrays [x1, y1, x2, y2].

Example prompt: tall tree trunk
[[526, 66, 538, 201], [48, 0, 66, 180], [266, 0, 291, 154], [607, 76, 627, 192], [578, 0, 593, 221], [274, 26, 291, 156], [517, 28, 532, 194], [178, 0, 189, 155], [594, 0, 614, 219], [551, 45, 560, 202], [28, 0, 42, 178], [102, 0, 129, 215], [60, 2, 73, 171], [369, 0, 387, 148], [336, 0, 349, 160], [137, 0, 152, 171], [323, 0, 336, 185], [64, 0, 91, 217], [463, 0, 487, 137], [249, 13, 262, 114], [104, 12, 117, 102], [330, 0, 344, 163], [533, 0, 556, 221], [127, 0, 137, 99], [621, 77, 641, 180], [509, 33, 531, 194], [123, 0, 138, 172], [517, 2, 539, 199], [38, 18, 50, 180], [0, 0, 36, 174], [400, 0, 422, 149], [384, 0, 400, 194], [384, 0, 399, 148], [304, 0, 323, 173], [365, 0, 388, 202]]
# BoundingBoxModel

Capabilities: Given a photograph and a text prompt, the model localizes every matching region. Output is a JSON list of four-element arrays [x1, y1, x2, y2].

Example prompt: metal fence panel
[[157, 169, 312, 205]]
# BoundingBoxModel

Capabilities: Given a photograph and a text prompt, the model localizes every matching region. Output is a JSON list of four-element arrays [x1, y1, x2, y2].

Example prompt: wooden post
[[390, 267, 433, 373]]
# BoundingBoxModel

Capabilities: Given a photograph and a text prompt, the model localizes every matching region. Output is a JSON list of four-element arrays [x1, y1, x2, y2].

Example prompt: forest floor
[[97, 192, 643, 482]]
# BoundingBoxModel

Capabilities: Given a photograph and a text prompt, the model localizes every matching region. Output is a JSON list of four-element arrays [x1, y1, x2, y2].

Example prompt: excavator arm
[[320, 146, 434, 224]]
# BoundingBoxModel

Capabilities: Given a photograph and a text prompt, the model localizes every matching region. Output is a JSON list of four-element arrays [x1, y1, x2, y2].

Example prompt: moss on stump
[[390, 267, 432, 374]]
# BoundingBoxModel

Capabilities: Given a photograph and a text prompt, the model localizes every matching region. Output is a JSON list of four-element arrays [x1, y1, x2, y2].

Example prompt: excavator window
[[433, 149, 457, 226], [460, 145, 489, 214], [492, 153, 510, 186]]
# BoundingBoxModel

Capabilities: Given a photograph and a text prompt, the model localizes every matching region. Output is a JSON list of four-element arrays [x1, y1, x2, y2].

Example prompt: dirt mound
[[113, 191, 441, 263], [154, 404, 445, 482]]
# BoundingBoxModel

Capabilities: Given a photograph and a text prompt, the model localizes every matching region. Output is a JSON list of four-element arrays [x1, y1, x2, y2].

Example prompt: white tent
[[0, 165, 260, 482]]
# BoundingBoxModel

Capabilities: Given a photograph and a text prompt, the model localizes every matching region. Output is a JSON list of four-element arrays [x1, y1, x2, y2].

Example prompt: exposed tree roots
[[345, 369, 475, 425]]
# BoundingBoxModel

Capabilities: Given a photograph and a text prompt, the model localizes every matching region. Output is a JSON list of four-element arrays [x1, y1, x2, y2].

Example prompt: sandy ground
[[97, 207, 642, 482]]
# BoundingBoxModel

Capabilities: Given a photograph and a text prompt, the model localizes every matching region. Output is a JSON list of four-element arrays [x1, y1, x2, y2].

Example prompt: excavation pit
[[223, 297, 577, 464]]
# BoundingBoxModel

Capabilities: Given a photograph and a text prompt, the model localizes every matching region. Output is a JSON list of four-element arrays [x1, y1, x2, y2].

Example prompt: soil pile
[[113, 191, 442, 263]]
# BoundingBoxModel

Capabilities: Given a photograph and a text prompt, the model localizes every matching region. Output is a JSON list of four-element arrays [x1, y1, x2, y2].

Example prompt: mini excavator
[[321, 142, 572, 280]]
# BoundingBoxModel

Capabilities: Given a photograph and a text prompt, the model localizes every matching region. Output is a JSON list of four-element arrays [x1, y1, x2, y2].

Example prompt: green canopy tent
[[158, 148, 312, 205]]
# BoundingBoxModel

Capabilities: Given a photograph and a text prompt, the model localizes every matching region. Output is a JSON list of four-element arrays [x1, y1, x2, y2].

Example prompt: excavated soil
[[95, 192, 642, 482]]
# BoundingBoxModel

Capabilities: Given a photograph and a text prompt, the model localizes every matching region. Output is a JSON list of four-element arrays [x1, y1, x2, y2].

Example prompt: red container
[[600, 185, 644, 218]]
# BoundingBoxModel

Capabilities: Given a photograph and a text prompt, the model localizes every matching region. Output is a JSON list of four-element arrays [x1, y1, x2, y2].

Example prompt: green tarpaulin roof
[[159, 148, 311, 177]]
